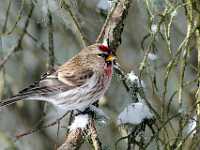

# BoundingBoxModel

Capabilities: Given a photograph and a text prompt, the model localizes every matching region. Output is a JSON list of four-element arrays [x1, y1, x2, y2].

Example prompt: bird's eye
[[97, 53, 108, 58], [106, 61, 112, 66]]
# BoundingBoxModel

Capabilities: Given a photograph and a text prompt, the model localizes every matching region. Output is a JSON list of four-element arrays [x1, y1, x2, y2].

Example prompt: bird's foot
[[75, 105, 109, 123], [89, 105, 109, 120]]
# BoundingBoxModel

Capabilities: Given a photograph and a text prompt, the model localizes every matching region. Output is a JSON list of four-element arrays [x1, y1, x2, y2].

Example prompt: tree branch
[[88, 118, 102, 150], [57, 0, 131, 149], [0, 3, 34, 71], [103, 0, 131, 51], [47, 9, 55, 70], [61, 1, 87, 48], [57, 128, 84, 150]]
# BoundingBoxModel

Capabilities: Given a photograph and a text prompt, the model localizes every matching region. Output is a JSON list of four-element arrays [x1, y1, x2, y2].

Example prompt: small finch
[[0, 44, 115, 111]]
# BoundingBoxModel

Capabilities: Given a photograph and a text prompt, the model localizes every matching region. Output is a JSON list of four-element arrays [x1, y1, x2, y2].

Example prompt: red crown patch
[[98, 45, 109, 52]]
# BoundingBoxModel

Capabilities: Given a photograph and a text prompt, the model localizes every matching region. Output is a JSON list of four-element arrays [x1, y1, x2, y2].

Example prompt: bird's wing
[[17, 67, 94, 97], [0, 65, 94, 107]]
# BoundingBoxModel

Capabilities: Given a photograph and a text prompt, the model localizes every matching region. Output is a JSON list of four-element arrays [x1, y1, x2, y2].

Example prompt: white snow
[[69, 114, 89, 130], [147, 53, 158, 61], [184, 116, 197, 136], [171, 10, 177, 17], [97, 0, 118, 10], [97, 0, 109, 10], [117, 103, 153, 125], [89, 105, 109, 120], [151, 24, 158, 33], [127, 71, 138, 82], [127, 71, 146, 88], [102, 39, 108, 46]]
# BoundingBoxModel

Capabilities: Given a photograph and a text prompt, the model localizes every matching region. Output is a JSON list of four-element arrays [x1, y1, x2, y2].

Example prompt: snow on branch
[[57, 0, 131, 149], [97, 0, 110, 11], [117, 102, 154, 125], [127, 71, 145, 88], [183, 115, 197, 137], [96, 0, 131, 51], [69, 114, 89, 131]]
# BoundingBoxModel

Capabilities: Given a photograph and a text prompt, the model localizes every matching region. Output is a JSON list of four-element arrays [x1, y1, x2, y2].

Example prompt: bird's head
[[94, 44, 116, 64], [79, 43, 116, 68]]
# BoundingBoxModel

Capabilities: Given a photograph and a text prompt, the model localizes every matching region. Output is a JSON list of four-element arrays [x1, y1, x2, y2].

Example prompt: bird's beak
[[106, 54, 116, 62]]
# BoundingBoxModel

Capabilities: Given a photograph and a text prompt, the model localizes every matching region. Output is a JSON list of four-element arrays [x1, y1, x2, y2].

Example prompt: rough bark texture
[[57, 128, 84, 150], [57, 0, 131, 149], [88, 119, 102, 150], [104, 0, 131, 52]]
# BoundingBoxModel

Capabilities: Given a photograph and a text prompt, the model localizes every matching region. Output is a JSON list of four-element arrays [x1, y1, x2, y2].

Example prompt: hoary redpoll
[[0, 44, 115, 111]]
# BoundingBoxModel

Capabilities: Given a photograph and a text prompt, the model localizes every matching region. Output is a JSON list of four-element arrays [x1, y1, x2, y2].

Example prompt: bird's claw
[[75, 105, 109, 123]]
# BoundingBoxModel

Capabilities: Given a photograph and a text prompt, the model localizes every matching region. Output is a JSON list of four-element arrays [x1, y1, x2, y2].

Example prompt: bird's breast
[[104, 64, 113, 78]]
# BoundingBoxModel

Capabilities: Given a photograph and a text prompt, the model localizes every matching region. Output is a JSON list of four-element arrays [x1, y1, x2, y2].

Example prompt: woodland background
[[0, 0, 200, 149]]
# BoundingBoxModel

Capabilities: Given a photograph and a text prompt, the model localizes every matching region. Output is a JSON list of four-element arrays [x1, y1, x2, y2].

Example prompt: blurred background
[[0, 0, 199, 149]]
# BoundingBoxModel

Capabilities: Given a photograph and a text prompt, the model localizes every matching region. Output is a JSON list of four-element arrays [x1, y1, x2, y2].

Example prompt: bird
[[0, 43, 116, 111]]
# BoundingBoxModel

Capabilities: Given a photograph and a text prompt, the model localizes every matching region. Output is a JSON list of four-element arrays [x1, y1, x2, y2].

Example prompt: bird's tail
[[0, 95, 27, 108]]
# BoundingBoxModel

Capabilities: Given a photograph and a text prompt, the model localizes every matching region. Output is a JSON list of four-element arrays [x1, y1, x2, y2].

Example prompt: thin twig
[[0, 0, 11, 101], [88, 119, 102, 150], [15, 111, 69, 139], [3, 0, 25, 35], [61, 1, 87, 47], [47, 9, 55, 70], [25, 30, 48, 52], [1, 0, 11, 33], [96, 2, 118, 43], [58, 0, 132, 149], [174, 1, 193, 148], [65, 111, 74, 134], [0, 3, 34, 71]]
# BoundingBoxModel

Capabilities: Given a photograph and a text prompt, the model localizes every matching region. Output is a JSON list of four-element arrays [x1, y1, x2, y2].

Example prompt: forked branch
[[57, 0, 131, 149]]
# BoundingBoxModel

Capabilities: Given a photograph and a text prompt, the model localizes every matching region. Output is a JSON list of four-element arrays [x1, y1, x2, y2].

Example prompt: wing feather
[[18, 66, 94, 96], [0, 62, 94, 107]]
